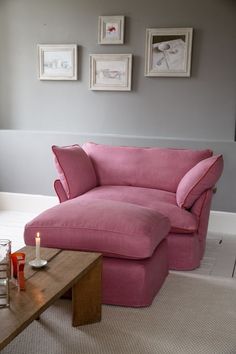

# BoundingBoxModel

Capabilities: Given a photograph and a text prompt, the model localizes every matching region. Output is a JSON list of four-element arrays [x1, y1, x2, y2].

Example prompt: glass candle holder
[[11, 252, 26, 291], [0, 239, 11, 308]]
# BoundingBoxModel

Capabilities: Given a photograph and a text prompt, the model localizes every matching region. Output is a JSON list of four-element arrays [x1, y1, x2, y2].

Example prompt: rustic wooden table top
[[0, 246, 102, 351]]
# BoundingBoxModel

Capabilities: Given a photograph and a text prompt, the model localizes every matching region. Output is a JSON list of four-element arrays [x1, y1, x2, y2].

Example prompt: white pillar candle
[[35, 232, 41, 261]]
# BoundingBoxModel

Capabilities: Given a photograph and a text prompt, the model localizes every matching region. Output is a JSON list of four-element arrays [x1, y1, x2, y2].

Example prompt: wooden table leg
[[72, 257, 102, 327]]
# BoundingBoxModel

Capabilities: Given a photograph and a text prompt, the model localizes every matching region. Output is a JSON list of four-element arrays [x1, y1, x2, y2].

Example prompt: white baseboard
[[208, 211, 236, 236], [0, 192, 235, 235]]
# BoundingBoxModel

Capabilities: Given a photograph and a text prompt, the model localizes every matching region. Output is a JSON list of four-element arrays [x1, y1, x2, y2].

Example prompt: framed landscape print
[[38, 44, 77, 80], [89, 54, 132, 91], [145, 28, 193, 77], [98, 16, 125, 44]]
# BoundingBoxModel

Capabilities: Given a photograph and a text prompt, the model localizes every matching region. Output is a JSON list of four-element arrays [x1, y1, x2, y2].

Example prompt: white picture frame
[[98, 16, 125, 45], [38, 44, 77, 80], [145, 28, 193, 77], [89, 54, 132, 91]]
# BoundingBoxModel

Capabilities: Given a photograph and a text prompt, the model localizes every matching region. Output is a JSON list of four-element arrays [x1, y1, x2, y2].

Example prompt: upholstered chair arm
[[54, 179, 69, 203]]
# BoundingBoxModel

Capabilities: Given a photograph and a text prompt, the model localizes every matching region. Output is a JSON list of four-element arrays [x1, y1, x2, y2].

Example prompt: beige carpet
[[1, 273, 236, 354]]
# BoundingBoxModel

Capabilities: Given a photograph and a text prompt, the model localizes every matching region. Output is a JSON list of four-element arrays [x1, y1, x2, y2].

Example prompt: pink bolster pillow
[[176, 154, 223, 209], [52, 145, 97, 199]]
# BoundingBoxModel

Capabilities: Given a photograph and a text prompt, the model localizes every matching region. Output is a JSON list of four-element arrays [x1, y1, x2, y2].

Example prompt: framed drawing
[[145, 28, 193, 77], [38, 44, 77, 80], [98, 16, 125, 44], [89, 54, 132, 91]]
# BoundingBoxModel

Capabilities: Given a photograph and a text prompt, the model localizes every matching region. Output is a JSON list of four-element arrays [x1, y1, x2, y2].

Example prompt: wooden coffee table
[[0, 246, 102, 351]]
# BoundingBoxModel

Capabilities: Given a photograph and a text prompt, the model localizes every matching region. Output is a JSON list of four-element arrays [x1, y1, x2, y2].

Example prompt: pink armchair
[[24, 142, 223, 307]]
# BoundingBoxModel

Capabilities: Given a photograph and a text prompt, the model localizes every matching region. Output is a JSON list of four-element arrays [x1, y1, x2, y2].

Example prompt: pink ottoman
[[24, 198, 170, 307]]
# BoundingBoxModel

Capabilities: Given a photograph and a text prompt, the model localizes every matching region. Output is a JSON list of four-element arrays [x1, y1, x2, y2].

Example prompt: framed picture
[[89, 54, 132, 91], [38, 44, 77, 80], [145, 28, 193, 77], [98, 16, 125, 44]]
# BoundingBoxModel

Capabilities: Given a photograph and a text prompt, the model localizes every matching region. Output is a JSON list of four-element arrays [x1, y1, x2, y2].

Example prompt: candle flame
[[36, 232, 40, 238]]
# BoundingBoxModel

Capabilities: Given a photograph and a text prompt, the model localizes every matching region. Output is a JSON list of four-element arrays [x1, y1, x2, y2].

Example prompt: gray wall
[[0, 0, 235, 212]]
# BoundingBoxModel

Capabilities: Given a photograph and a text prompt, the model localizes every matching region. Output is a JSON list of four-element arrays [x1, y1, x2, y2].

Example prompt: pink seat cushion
[[24, 199, 170, 260], [52, 145, 97, 199], [176, 155, 224, 208], [83, 142, 212, 192], [78, 185, 198, 233]]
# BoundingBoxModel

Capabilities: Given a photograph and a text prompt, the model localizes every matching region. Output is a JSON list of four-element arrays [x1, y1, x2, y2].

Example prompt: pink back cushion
[[52, 145, 97, 199], [83, 142, 213, 192], [176, 155, 223, 208]]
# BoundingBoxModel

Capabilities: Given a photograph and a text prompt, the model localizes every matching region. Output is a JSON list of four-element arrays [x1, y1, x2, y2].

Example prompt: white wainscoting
[[0, 192, 58, 214]]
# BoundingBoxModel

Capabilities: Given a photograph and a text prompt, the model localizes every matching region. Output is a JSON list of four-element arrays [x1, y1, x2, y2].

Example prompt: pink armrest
[[54, 180, 68, 203]]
